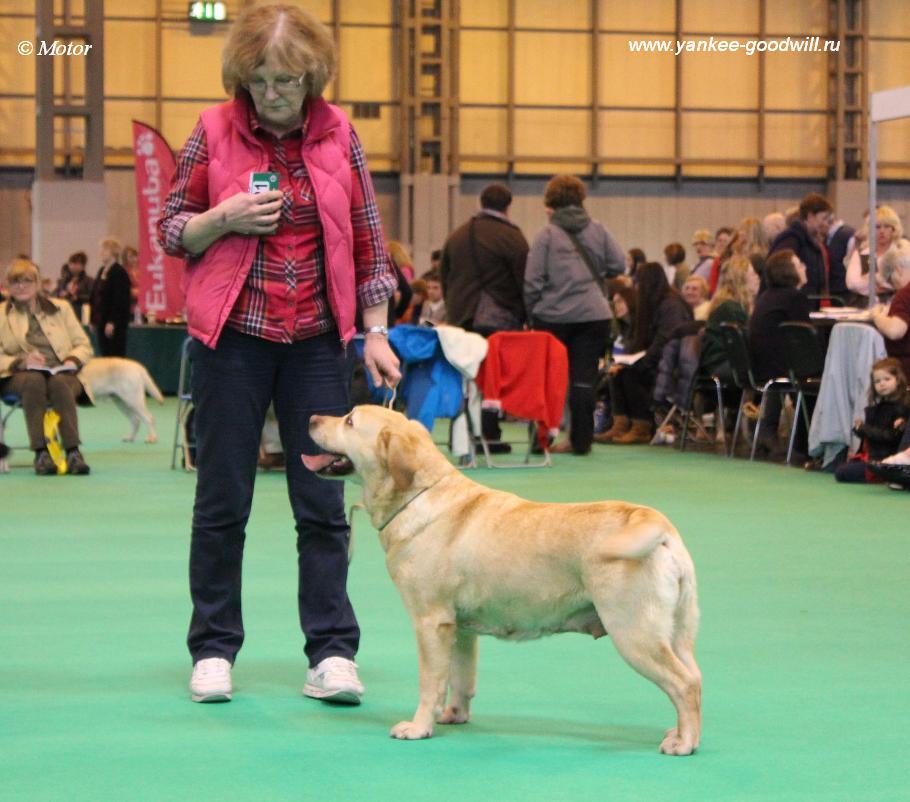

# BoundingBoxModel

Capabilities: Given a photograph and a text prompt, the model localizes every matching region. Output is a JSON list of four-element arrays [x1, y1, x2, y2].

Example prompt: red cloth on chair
[[476, 331, 569, 446]]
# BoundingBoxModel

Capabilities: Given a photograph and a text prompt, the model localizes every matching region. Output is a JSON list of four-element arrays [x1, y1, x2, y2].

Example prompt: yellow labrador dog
[[305, 406, 702, 755], [79, 357, 164, 443]]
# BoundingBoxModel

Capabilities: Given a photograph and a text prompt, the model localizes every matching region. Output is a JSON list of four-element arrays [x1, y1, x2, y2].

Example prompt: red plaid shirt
[[159, 101, 395, 343]]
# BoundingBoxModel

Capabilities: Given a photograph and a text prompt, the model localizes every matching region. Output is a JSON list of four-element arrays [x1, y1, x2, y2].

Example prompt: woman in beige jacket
[[1, 258, 94, 474]]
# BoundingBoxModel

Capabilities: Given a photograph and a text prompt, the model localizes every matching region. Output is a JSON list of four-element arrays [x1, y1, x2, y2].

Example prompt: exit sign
[[189, 2, 226, 21]]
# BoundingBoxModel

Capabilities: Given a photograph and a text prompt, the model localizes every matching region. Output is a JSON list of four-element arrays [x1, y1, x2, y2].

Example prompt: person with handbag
[[441, 183, 529, 335], [524, 174, 625, 454], [441, 182, 529, 447]]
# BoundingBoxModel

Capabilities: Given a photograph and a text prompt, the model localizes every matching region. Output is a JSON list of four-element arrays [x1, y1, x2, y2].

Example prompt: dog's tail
[[141, 366, 165, 404]]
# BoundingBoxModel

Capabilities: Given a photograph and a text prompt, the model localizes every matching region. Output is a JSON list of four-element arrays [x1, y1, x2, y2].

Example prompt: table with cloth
[[808, 321, 887, 467]]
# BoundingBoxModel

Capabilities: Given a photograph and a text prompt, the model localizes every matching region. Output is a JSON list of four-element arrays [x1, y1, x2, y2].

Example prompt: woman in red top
[[872, 243, 910, 378], [158, 4, 400, 708]]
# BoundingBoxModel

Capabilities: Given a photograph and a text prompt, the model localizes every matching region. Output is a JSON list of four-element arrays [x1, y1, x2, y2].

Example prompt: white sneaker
[[190, 657, 233, 703], [303, 656, 364, 705]]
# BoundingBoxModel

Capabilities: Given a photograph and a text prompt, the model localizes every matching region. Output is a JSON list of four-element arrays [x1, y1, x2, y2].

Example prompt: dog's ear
[[378, 427, 417, 491]]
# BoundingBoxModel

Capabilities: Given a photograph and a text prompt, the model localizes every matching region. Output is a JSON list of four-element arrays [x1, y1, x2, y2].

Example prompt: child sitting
[[835, 358, 910, 483], [418, 271, 447, 326]]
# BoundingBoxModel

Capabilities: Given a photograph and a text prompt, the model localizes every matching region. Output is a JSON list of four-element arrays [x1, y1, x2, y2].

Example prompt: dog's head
[[305, 405, 448, 495]]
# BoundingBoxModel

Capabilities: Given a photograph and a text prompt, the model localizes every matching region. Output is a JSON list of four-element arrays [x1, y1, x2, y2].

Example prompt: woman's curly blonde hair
[[221, 4, 336, 99]]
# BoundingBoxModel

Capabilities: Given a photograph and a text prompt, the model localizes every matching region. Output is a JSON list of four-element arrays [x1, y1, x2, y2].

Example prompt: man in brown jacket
[[441, 183, 529, 449], [441, 183, 529, 336]]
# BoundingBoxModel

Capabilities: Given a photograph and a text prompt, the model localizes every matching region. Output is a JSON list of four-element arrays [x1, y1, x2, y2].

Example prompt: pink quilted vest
[[184, 94, 357, 348]]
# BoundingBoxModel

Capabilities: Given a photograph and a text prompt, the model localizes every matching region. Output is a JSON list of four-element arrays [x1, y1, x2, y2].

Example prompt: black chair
[[678, 372, 726, 452], [718, 322, 794, 460], [779, 322, 826, 465]]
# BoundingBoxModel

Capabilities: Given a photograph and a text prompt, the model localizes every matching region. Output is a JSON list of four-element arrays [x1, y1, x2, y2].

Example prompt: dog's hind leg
[[111, 396, 140, 442], [603, 620, 701, 756], [391, 615, 456, 740], [437, 628, 477, 725], [126, 386, 158, 443]]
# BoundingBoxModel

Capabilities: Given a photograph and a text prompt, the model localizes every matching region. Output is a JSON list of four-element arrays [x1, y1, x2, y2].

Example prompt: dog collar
[[377, 476, 445, 532]]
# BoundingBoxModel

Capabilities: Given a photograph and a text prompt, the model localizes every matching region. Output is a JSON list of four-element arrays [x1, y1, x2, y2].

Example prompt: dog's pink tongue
[[301, 453, 338, 472]]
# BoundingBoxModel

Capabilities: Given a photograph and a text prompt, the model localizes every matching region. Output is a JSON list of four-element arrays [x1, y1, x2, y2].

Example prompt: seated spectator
[[700, 256, 759, 384], [690, 230, 715, 280], [54, 251, 93, 323], [871, 242, 910, 379], [714, 227, 734, 258], [385, 241, 413, 327], [748, 249, 812, 458], [606, 278, 638, 351], [388, 240, 415, 282], [682, 275, 710, 321], [418, 270, 446, 326], [734, 216, 769, 280], [429, 248, 441, 274], [626, 248, 647, 282], [663, 243, 690, 291], [762, 212, 786, 243], [846, 205, 905, 304], [835, 358, 910, 483], [400, 277, 426, 324], [596, 262, 692, 445], [0, 258, 94, 475]]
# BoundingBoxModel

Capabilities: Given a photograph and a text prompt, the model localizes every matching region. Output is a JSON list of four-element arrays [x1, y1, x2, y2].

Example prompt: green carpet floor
[[1, 400, 907, 801]]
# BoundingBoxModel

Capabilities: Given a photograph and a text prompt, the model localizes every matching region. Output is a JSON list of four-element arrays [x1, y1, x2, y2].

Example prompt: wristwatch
[[364, 325, 389, 337]]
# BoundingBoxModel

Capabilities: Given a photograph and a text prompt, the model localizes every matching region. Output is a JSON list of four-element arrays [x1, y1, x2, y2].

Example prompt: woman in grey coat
[[524, 175, 625, 454]]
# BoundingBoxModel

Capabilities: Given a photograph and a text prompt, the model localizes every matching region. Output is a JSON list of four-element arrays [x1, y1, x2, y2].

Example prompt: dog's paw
[[659, 728, 697, 756], [144, 435, 158, 444], [437, 705, 470, 725], [390, 720, 433, 740], [121, 435, 135, 443]]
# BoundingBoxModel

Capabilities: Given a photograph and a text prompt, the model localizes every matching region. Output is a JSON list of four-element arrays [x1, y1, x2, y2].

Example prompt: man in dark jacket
[[441, 184, 529, 450], [768, 193, 833, 308], [441, 183, 529, 335], [90, 238, 133, 356]]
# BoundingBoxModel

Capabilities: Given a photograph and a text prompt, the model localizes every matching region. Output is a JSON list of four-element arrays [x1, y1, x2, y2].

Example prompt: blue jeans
[[187, 328, 358, 667]]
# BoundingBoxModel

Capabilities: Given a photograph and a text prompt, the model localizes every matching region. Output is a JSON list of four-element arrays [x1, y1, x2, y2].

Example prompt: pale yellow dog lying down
[[304, 405, 702, 756]]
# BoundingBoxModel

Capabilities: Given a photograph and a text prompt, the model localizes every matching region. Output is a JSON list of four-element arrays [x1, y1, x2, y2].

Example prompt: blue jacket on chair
[[388, 325, 463, 432]]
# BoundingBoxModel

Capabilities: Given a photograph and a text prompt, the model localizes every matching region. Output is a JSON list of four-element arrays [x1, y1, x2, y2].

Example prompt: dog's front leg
[[390, 616, 455, 740], [438, 628, 476, 725]]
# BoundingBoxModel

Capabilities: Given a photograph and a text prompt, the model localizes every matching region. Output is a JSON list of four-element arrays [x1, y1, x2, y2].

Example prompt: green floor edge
[[1, 399, 907, 802]]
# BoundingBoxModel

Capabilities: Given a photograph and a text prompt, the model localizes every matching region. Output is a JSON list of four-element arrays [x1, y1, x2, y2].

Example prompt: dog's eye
[[345, 414, 354, 427]]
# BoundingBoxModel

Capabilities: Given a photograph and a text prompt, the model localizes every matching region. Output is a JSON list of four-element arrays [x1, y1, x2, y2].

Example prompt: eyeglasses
[[9, 276, 37, 286], [245, 75, 305, 94]]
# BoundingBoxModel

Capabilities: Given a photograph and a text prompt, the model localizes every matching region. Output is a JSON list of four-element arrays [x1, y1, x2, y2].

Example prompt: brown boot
[[593, 414, 630, 443], [613, 418, 653, 444]]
